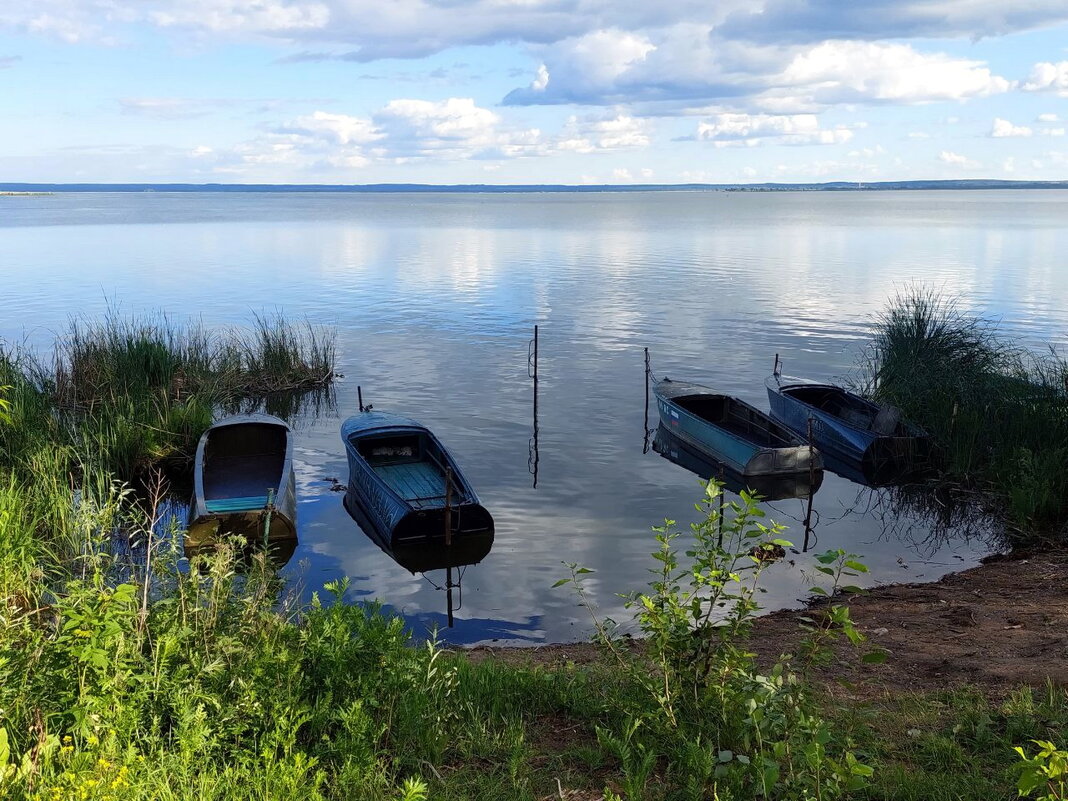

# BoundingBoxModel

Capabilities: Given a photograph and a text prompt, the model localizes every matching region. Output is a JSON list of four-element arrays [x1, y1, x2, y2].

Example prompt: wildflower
[[73, 629, 92, 638]]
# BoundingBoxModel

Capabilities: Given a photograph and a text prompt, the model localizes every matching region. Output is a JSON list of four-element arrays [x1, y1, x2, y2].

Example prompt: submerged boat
[[652, 424, 823, 501], [654, 378, 822, 477], [186, 414, 296, 548], [766, 366, 929, 473], [341, 411, 493, 546]]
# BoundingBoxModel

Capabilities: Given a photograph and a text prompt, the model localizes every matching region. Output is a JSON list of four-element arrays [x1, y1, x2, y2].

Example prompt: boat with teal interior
[[186, 413, 296, 548], [652, 424, 823, 501], [654, 378, 822, 477], [765, 359, 930, 474], [341, 411, 493, 546]]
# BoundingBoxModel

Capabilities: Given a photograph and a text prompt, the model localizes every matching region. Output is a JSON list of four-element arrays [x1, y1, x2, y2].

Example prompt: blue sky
[[1, 0, 1067, 184]]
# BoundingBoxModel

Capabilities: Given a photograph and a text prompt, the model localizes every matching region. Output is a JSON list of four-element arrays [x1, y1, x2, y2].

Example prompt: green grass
[[861, 288, 1068, 540]]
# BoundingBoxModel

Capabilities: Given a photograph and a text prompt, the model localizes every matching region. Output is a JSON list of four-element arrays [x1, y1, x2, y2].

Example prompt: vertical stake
[[357, 385, 364, 412], [444, 467, 453, 547], [263, 488, 276, 548], [803, 418, 815, 552], [717, 466, 725, 549], [643, 347, 651, 453]]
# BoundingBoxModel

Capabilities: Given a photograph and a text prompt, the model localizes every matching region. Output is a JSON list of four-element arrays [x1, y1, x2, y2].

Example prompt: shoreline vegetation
[[860, 289, 1068, 541], [0, 192, 52, 196], [1, 302, 1066, 800], [1, 179, 1068, 194]]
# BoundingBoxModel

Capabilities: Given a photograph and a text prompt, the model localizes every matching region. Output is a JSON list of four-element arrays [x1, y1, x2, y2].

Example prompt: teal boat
[[341, 411, 493, 546], [654, 378, 822, 477]]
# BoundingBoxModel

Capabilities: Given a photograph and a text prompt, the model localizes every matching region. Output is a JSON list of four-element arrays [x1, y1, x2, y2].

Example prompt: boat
[[652, 424, 823, 501], [186, 413, 297, 548], [765, 361, 930, 474], [341, 411, 493, 546], [653, 378, 822, 476]]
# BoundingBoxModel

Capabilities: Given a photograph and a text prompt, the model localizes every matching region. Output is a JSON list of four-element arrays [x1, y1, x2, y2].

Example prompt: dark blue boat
[[654, 378, 822, 477], [766, 368, 929, 474], [652, 424, 823, 501], [341, 411, 493, 546]]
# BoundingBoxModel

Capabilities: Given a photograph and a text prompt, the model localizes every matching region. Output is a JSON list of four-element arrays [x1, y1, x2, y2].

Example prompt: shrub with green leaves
[[561, 480, 876, 801]]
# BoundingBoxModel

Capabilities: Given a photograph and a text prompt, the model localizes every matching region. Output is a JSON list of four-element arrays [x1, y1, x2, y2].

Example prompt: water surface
[[3, 190, 1066, 643]]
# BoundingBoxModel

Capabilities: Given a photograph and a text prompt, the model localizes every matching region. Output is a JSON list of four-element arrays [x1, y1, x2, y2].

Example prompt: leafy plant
[[1016, 740, 1068, 800], [561, 480, 875, 801]]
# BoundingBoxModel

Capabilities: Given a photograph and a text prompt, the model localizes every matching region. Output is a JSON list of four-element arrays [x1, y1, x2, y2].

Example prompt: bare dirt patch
[[468, 551, 1068, 694]]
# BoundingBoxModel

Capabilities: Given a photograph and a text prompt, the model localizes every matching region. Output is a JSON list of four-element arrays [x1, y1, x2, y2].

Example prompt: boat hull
[[654, 379, 821, 477], [652, 424, 822, 500]]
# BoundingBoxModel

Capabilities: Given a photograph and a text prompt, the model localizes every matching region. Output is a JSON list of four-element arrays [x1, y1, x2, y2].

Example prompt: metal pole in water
[[643, 347, 651, 453], [803, 418, 815, 552], [357, 385, 364, 412], [263, 488, 276, 548], [444, 467, 453, 547]]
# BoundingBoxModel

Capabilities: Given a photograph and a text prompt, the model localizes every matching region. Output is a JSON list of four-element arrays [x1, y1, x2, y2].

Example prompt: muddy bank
[[469, 551, 1068, 694]]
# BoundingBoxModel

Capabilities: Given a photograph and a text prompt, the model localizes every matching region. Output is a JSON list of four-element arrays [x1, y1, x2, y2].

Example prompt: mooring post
[[533, 324, 539, 436], [444, 467, 453, 547], [357, 385, 364, 412], [643, 347, 651, 453], [263, 488, 276, 548], [803, 418, 815, 552], [717, 466, 725, 549]]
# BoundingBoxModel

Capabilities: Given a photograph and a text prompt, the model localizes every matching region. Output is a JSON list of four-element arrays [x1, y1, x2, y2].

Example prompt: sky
[[1, 0, 1067, 184]]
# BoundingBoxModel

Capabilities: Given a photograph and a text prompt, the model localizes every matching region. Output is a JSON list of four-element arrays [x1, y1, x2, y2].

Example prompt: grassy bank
[[0, 475, 1065, 800], [861, 289, 1068, 540]]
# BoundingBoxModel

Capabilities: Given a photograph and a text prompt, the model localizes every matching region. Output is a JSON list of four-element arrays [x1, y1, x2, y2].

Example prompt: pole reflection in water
[[528, 324, 540, 489], [343, 499, 494, 628]]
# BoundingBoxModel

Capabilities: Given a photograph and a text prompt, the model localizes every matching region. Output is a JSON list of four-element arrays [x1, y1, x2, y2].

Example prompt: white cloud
[[612, 167, 633, 181], [696, 113, 854, 146], [939, 150, 980, 168], [907, 131, 931, 139], [282, 110, 382, 145], [556, 112, 651, 153], [1023, 61, 1068, 96], [778, 41, 1012, 105], [991, 117, 1032, 138], [1038, 113, 1060, 122]]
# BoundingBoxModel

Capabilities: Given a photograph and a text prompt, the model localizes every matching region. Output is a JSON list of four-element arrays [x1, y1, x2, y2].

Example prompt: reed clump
[[862, 288, 1068, 538], [1, 312, 335, 483]]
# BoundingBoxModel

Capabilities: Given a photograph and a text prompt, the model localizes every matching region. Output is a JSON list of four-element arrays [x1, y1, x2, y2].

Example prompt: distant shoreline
[[1, 180, 1067, 194], [0, 191, 53, 196]]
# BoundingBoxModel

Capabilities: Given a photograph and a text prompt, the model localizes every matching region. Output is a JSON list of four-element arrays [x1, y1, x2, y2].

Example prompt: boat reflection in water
[[652, 424, 823, 501], [183, 531, 299, 572], [344, 498, 494, 628]]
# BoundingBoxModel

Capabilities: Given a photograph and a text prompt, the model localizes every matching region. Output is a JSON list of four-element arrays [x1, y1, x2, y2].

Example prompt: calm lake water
[[3, 190, 1067, 644]]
